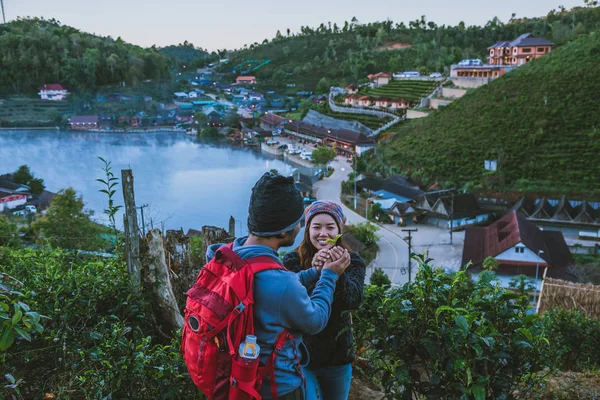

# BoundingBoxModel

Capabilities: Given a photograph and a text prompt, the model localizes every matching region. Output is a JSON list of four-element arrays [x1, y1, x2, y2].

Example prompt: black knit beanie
[[248, 172, 305, 236]]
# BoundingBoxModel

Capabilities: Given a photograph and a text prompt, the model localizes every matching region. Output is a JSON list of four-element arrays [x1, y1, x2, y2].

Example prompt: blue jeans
[[304, 364, 353, 400]]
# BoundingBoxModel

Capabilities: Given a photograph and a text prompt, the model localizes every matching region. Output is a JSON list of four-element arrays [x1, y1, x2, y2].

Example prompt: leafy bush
[[346, 222, 379, 246], [543, 309, 600, 372], [0, 247, 198, 399], [352, 255, 550, 399], [369, 267, 391, 288]]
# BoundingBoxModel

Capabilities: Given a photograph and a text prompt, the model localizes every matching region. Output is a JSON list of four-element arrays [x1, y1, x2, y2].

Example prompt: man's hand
[[323, 248, 350, 276]]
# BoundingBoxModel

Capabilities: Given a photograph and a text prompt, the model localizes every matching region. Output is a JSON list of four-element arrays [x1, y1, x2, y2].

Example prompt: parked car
[[429, 72, 442, 78], [458, 59, 483, 66], [300, 152, 313, 161], [277, 144, 288, 150], [398, 71, 420, 78], [266, 139, 279, 145], [288, 148, 302, 155]]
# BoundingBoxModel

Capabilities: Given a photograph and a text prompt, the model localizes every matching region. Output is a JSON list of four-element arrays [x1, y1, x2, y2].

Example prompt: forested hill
[[222, 6, 600, 90], [0, 18, 170, 95], [158, 42, 209, 67], [375, 31, 600, 198]]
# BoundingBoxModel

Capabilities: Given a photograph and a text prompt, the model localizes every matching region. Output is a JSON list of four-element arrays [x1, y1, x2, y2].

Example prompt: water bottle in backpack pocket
[[230, 335, 262, 399]]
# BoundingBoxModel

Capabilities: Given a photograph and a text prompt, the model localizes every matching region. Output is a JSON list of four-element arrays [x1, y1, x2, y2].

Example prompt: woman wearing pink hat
[[283, 200, 366, 400]]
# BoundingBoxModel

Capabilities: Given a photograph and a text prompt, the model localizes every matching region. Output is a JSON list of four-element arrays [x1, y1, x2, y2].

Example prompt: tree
[[28, 178, 45, 195], [13, 165, 33, 185], [0, 216, 18, 247], [315, 77, 331, 94], [311, 146, 337, 170], [370, 267, 391, 288], [282, 46, 290, 58], [31, 188, 105, 251], [193, 112, 208, 127]]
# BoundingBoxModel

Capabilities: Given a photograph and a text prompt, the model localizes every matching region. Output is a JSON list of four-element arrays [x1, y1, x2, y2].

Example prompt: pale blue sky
[[7, 0, 582, 50]]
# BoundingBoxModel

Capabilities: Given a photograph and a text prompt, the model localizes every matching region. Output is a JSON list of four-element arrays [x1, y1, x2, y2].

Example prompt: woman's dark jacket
[[282, 251, 366, 368]]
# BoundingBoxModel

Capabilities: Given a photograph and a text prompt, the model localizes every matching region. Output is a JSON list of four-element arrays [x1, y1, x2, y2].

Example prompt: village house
[[208, 111, 224, 127], [357, 175, 424, 203], [451, 33, 554, 83], [173, 92, 189, 100], [38, 84, 68, 101], [130, 115, 141, 128], [367, 72, 392, 87], [325, 128, 376, 156], [176, 110, 194, 124], [414, 191, 490, 228], [0, 191, 28, 212], [511, 196, 600, 238], [357, 96, 372, 107], [461, 210, 576, 286], [259, 113, 286, 130], [488, 33, 554, 66], [346, 83, 359, 94], [374, 97, 410, 109], [236, 76, 257, 85], [283, 121, 327, 144], [69, 115, 99, 130], [98, 115, 113, 129]]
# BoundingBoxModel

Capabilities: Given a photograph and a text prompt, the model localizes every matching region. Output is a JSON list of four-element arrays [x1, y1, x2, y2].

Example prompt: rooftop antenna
[[1, 0, 6, 26]]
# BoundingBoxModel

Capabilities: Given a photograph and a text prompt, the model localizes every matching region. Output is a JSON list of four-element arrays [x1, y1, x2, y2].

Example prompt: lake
[[0, 130, 306, 248]]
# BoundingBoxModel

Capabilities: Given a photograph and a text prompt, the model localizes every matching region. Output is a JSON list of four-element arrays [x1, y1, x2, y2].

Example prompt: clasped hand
[[312, 246, 350, 276]]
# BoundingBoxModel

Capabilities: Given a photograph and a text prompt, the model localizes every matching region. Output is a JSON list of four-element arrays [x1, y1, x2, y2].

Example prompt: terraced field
[[314, 103, 393, 129], [0, 99, 71, 126], [361, 80, 438, 101]]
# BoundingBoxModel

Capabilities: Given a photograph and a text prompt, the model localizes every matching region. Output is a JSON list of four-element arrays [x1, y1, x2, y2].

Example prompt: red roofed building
[[38, 84, 68, 101], [461, 210, 575, 282], [367, 72, 391, 87], [0, 191, 27, 212], [259, 113, 285, 130], [236, 76, 257, 85]]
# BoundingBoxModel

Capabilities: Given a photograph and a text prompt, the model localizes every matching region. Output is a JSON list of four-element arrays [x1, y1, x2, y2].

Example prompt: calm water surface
[[0, 130, 305, 247]]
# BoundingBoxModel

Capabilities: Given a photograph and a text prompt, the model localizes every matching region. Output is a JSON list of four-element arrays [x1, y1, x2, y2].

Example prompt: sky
[[6, 0, 583, 51]]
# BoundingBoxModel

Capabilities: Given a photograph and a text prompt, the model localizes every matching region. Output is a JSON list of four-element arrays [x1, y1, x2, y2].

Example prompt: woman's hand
[[312, 249, 330, 272], [328, 246, 345, 261], [323, 248, 350, 276]]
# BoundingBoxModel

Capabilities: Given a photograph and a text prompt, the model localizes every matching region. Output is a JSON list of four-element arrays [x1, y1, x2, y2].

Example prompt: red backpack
[[181, 243, 300, 400]]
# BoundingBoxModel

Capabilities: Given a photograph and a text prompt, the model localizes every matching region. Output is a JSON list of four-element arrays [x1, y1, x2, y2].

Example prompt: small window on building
[[484, 160, 497, 171], [537, 48, 545, 53], [522, 48, 532, 53], [515, 246, 525, 254]]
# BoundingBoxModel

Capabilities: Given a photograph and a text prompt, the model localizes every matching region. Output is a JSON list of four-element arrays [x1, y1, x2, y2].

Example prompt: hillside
[[0, 18, 171, 95], [159, 42, 209, 67], [222, 6, 600, 91], [375, 31, 600, 197]]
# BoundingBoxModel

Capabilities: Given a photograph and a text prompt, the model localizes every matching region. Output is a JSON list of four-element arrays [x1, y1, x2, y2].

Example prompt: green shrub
[[352, 255, 550, 399], [369, 268, 391, 288], [543, 309, 600, 372], [0, 247, 198, 399], [346, 222, 379, 246]]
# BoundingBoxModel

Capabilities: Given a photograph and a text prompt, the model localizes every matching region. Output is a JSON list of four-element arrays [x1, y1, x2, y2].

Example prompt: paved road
[[312, 158, 410, 285]]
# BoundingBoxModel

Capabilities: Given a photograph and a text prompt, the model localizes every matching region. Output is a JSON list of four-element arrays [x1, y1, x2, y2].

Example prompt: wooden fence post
[[121, 169, 141, 291]]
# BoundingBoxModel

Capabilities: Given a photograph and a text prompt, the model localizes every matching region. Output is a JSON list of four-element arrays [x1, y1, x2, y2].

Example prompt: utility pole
[[137, 204, 149, 236], [533, 249, 544, 305], [402, 228, 418, 282], [450, 192, 454, 245], [353, 157, 358, 210]]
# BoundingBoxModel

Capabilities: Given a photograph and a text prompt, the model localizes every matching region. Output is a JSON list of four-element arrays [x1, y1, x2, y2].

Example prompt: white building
[[38, 84, 68, 101], [0, 191, 27, 211]]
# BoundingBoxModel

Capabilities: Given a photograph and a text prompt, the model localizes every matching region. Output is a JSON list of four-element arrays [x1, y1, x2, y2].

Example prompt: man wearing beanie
[[206, 172, 350, 400]]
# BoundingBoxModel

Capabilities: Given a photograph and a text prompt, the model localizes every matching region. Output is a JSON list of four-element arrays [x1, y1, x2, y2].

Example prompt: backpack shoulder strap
[[246, 256, 286, 275]]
